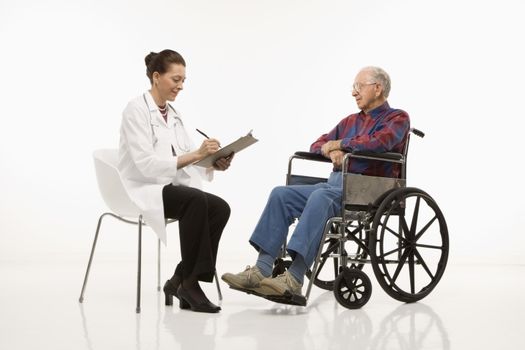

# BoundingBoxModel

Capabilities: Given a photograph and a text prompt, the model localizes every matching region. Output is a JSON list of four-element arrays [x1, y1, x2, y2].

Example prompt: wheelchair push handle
[[411, 128, 425, 138]]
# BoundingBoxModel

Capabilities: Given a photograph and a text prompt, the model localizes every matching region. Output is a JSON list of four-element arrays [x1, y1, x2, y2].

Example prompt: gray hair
[[361, 66, 391, 98]]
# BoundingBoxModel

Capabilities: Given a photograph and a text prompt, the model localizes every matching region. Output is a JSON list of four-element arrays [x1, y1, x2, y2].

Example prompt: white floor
[[1, 256, 524, 350]]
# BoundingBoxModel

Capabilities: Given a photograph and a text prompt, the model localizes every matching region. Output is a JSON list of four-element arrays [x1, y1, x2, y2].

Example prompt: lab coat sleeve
[[183, 126, 214, 182], [121, 103, 179, 179], [203, 166, 214, 181]]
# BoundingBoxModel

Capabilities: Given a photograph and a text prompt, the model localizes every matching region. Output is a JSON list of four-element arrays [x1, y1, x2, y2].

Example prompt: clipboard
[[194, 130, 258, 167]]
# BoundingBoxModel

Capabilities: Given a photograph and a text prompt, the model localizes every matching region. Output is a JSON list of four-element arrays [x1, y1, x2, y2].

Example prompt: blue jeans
[[249, 172, 342, 267]]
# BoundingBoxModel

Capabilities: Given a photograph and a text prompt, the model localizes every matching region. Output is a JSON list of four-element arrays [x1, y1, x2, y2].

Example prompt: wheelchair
[[266, 128, 449, 309]]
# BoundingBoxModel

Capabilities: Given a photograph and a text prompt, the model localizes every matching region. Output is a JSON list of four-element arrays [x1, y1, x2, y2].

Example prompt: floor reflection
[[368, 303, 450, 350], [79, 290, 450, 350], [160, 297, 221, 350]]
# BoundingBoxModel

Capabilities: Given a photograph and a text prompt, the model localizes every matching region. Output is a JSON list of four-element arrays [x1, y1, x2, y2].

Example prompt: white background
[[1, 0, 524, 265]]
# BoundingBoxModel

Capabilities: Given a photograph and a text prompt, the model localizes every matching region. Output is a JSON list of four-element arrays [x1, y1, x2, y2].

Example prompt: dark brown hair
[[145, 49, 186, 83]]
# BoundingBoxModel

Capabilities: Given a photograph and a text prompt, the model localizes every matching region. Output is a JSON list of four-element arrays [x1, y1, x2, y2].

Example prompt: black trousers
[[162, 184, 230, 283]]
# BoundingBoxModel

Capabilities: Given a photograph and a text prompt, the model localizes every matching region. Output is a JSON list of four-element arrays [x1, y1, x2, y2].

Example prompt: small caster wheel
[[334, 267, 372, 309]]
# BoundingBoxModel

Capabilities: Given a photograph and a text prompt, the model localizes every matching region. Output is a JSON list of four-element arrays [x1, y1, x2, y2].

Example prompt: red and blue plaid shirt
[[310, 102, 410, 178]]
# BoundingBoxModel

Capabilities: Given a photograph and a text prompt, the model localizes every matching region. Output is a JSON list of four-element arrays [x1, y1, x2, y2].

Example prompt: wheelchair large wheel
[[334, 267, 372, 309], [306, 223, 368, 291], [370, 187, 449, 303]]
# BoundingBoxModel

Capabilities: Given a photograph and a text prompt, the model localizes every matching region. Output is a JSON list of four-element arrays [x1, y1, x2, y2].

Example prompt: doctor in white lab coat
[[118, 49, 233, 313]]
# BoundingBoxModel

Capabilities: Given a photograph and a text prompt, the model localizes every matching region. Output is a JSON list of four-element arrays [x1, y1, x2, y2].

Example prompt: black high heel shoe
[[163, 280, 189, 308], [177, 286, 221, 313]]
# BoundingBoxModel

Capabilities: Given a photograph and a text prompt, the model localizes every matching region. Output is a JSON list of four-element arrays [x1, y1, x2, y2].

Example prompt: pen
[[196, 128, 210, 139], [196, 128, 221, 148]]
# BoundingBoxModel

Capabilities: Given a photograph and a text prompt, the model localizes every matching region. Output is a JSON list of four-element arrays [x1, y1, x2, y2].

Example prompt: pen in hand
[[196, 128, 221, 148]]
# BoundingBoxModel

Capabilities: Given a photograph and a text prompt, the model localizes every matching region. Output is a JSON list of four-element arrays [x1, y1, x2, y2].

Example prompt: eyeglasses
[[352, 82, 377, 93]]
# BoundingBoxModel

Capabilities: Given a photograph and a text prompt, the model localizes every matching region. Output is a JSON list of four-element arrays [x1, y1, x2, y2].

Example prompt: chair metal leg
[[79, 213, 108, 303], [214, 270, 223, 301], [157, 239, 161, 292], [136, 216, 143, 314]]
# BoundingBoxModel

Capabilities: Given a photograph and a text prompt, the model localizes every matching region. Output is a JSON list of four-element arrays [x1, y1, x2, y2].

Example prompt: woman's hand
[[213, 153, 234, 171], [197, 138, 221, 158]]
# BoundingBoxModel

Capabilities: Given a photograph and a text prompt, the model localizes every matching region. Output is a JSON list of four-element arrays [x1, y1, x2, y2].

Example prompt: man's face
[[352, 70, 380, 112]]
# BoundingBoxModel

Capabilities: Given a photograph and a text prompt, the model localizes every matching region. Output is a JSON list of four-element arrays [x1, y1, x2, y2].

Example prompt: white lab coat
[[118, 91, 213, 244]]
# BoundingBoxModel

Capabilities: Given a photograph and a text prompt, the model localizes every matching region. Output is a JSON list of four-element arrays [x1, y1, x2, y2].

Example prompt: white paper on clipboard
[[194, 130, 258, 168]]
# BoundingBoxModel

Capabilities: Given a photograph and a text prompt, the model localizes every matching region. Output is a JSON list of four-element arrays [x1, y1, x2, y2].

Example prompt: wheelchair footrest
[[263, 292, 307, 306], [227, 286, 307, 306]]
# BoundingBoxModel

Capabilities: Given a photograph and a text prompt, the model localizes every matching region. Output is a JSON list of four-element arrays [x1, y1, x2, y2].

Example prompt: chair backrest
[[93, 149, 141, 218]]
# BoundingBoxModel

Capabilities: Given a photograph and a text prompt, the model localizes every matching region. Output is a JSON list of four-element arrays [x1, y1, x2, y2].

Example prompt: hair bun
[[145, 52, 158, 67]]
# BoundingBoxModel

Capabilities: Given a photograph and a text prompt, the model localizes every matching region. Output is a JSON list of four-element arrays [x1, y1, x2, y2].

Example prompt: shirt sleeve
[[340, 110, 410, 153], [121, 102, 179, 179], [309, 117, 347, 153]]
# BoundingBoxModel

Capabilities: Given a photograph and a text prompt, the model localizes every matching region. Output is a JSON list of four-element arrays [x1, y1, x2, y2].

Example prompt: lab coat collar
[[144, 91, 177, 128], [144, 91, 159, 112]]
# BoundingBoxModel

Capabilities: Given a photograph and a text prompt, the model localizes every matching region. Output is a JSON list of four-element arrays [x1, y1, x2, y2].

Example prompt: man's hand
[[213, 153, 234, 171], [329, 150, 345, 169], [321, 140, 342, 157]]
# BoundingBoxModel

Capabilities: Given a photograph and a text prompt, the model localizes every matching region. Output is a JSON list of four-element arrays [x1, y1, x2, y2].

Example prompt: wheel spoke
[[415, 243, 443, 250], [379, 244, 407, 259], [409, 196, 421, 237], [400, 216, 411, 241], [415, 215, 438, 242], [413, 248, 435, 280], [333, 256, 339, 275], [321, 240, 339, 258], [379, 221, 408, 244], [391, 248, 410, 283]]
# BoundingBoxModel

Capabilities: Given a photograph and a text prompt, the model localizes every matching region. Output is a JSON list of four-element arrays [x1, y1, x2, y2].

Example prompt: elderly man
[[222, 66, 410, 300]]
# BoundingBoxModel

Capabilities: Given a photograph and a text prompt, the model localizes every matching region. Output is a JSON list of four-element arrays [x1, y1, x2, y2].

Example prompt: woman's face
[[154, 63, 186, 102]]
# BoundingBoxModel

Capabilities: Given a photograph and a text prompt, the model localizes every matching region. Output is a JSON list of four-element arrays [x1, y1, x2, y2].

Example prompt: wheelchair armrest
[[292, 151, 332, 163], [349, 150, 405, 162], [287, 151, 331, 186]]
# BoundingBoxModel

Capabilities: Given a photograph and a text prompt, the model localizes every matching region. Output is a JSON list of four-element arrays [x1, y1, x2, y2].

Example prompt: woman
[[118, 49, 233, 313]]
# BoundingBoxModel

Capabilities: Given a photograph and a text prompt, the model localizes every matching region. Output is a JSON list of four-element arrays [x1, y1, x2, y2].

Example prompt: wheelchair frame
[[271, 128, 449, 309]]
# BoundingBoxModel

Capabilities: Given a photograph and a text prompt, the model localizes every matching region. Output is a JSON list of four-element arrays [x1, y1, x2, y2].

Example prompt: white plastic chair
[[78, 149, 222, 313]]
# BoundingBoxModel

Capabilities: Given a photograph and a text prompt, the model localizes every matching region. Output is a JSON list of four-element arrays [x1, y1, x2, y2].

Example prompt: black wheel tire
[[370, 187, 449, 303], [334, 268, 372, 309]]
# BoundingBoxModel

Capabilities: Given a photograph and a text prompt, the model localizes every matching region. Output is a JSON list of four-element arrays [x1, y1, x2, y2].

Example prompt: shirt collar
[[364, 101, 391, 119]]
